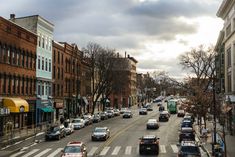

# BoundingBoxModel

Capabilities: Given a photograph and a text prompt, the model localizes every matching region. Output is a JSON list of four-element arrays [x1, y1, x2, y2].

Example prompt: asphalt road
[[8, 103, 187, 157]]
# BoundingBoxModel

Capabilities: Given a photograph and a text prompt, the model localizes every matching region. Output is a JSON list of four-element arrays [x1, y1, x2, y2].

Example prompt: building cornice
[[217, 0, 235, 19]]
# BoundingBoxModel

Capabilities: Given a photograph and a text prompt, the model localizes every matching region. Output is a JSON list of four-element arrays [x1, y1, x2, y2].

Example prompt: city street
[[7, 103, 207, 157]]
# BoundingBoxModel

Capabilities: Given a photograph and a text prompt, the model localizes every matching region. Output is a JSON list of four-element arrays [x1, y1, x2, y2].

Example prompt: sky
[[1, 0, 224, 81]]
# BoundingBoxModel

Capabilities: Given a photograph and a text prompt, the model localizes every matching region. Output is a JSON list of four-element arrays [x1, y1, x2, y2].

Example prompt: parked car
[[83, 114, 93, 125], [177, 141, 201, 157], [45, 124, 66, 141], [181, 119, 193, 128], [159, 110, 170, 122], [139, 135, 160, 155], [179, 127, 195, 143], [91, 127, 110, 141], [123, 110, 133, 118], [93, 113, 101, 123], [139, 108, 147, 115], [100, 112, 108, 120], [146, 119, 159, 129], [120, 107, 127, 114], [61, 141, 87, 157], [177, 110, 185, 117], [64, 120, 74, 135], [71, 118, 85, 130], [106, 110, 114, 118], [144, 103, 153, 111], [113, 109, 120, 116]]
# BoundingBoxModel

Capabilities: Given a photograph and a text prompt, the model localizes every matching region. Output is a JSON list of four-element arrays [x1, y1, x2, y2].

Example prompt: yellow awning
[[3, 98, 29, 113]]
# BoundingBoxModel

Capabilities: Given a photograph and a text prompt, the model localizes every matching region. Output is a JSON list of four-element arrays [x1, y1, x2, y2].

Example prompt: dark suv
[[45, 124, 66, 141], [178, 141, 201, 157], [139, 135, 160, 155], [179, 127, 195, 143]]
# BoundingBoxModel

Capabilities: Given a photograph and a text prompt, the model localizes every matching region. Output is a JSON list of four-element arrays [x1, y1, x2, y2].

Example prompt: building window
[[45, 83, 48, 96], [30, 79, 33, 95], [45, 58, 48, 71], [228, 73, 232, 92], [42, 57, 44, 70], [53, 66, 56, 79], [54, 50, 56, 63], [62, 54, 63, 65], [3, 75, 6, 93], [58, 67, 60, 79], [7, 47, 11, 64], [38, 56, 41, 69], [42, 83, 44, 95], [227, 47, 231, 67], [49, 85, 51, 96], [42, 36, 45, 48], [53, 84, 55, 96], [37, 83, 41, 95], [61, 85, 63, 96], [49, 59, 51, 72], [22, 78, 24, 94], [22, 53, 24, 67], [8, 76, 11, 94], [38, 35, 41, 47], [12, 49, 15, 65], [26, 78, 28, 94], [16, 52, 20, 65], [62, 69, 63, 79], [30, 54, 33, 69], [58, 51, 60, 64], [226, 24, 231, 37], [45, 36, 48, 50], [17, 77, 20, 93], [26, 53, 29, 68], [12, 77, 15, 94]]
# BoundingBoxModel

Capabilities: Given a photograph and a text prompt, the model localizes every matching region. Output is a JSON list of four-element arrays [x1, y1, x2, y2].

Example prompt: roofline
[[14, 15, 54, 26]]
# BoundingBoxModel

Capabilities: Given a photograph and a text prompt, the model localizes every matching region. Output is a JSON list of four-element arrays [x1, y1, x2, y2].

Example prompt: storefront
[[2, 97, 29, 129], [36, 99, 54, 125], [54, 100, 64, 122]]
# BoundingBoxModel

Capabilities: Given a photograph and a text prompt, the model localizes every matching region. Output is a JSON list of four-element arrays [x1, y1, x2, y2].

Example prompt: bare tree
[[82, 42, 116, 114], [179, 45, 216, 128]]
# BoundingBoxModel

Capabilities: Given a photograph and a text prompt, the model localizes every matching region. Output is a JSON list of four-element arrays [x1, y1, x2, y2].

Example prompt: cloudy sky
[[1, 0, 224, 80]]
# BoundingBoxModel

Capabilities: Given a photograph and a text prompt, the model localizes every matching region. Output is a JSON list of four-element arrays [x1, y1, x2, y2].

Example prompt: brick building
[[0, 16, 37, 135]]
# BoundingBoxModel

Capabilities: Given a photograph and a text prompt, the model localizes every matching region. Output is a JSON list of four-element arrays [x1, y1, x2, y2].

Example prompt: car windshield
[[148, 120, 156, 123], [64, 146, 81, 153], [49, 126, 60, 132], [72, 119, 82, 123], [94, 128, 106, 132], [142, 139, 156, 144], [181, 146, 200, 154]]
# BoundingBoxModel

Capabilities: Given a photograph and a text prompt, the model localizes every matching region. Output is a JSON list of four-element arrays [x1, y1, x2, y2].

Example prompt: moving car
[[106, 110, 114, 118], [146, 119, 159, 129], [139, 135, 160, 155], [61, 141, 87, 157], [181, 119, 193, 128], [83, 114, 93, 125], [91, 127, 110, 141], [45, 124, 66, 141], [159, 105, 165, 112], [177, 110, 185, 117], [178, 141, 201, 157], [144, 103, 153, 111], [159, 110, 170, 122], [71, 118, 85, 130], [139, 108, 147, 115], [123, 110, 133, 118], [179, 127, 195, 143]]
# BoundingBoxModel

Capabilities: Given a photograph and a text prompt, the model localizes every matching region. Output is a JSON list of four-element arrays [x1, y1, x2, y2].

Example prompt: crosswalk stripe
[[111, 146, 121, 155], [47, 148, 63, 157], [22, 149, 40, 157], [125, 146, 132, 155], [88, 147, 98, 156], [10, 151, 25, 157], [171, 144, 178, 153], [160, 145, 166, 153], [100, 146, 110, 156], [34, 148, 51, 157]]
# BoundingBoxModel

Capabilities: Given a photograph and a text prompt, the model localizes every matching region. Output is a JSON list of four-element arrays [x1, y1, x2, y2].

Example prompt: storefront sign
[[55, 102, 64, 109], [0, 107, 10, 115]]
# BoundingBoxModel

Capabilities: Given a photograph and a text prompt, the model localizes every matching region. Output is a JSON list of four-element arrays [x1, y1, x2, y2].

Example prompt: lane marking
[[160, 145, 166, 153], [125, 146, 132, 155], [88, 147, 98, 156], [111, 146, 121, 155], [10, 151, 25, 157], [22, 149, 40, 157], [34, 148, 51, 157], [47, 148, 63, 157], [171, 144, 178, 153], [100, 146, 110, 156]]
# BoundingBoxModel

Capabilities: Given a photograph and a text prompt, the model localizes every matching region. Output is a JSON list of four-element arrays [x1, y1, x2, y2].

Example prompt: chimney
[[10, 14, 15, 19]]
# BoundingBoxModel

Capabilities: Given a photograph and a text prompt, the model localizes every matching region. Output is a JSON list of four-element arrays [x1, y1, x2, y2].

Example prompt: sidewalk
[[194, 119, 235, 157]]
